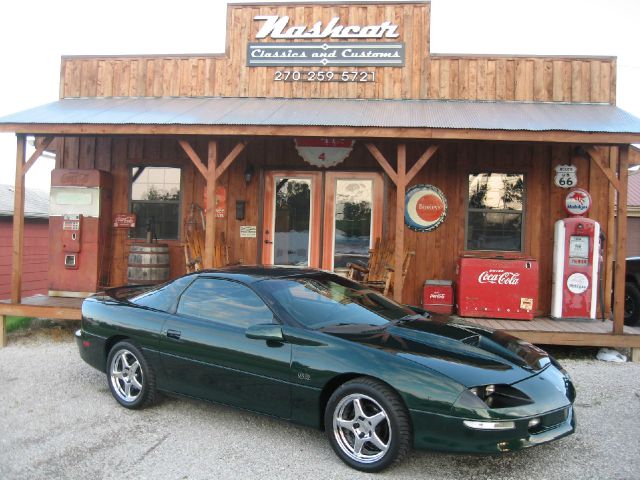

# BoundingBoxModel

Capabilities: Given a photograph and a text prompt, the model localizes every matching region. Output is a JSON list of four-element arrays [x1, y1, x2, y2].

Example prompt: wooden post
[[204, 140, 218, 269], [11, 134, 27, 304], [604, 147, 617, 318], [0, 314, 6, 348], [612, 145, 629, 334], [394, 144, 406, 303]]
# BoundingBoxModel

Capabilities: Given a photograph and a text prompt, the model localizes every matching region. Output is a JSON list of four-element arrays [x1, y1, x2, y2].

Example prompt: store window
[[130, 166, 181, 240], [466, 173, 525, 252]]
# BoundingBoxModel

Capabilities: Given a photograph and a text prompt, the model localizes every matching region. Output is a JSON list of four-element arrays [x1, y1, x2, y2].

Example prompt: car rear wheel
[[324, 377, 411, 472], [625, 282, 640, 326], [107, 341, 157, 409]]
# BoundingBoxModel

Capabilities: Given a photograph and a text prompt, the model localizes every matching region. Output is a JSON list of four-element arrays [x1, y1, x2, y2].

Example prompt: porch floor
[[1, 294, 640, 350], [460, 315, 640, 349]]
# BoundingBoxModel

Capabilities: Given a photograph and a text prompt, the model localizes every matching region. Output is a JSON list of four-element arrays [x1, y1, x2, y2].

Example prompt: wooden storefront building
[[1, 1, 640, 353]]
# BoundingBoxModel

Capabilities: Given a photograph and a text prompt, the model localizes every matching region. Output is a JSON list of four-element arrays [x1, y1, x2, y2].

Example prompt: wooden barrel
[[127, 243, 170, 285]]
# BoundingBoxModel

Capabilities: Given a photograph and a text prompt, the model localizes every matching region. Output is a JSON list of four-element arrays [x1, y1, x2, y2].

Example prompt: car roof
[[194, 265, 328, 284]]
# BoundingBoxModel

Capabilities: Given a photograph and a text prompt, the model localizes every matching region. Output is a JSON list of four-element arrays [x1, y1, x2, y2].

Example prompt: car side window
[[177, 278, 274, 328]]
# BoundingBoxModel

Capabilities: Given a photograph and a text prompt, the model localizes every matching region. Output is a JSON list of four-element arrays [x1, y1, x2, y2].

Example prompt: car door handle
[[166, 329, 182, 340]]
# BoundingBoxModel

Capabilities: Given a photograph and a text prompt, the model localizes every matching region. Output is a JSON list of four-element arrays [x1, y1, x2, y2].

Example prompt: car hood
[[319, 315, 551, 387]]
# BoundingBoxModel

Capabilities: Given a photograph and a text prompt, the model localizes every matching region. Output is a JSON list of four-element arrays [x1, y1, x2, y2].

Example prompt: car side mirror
[[245, 324, 284, 342]]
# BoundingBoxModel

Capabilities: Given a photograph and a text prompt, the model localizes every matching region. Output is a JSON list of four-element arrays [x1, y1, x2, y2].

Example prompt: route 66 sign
[[554, 165, 577, 188]]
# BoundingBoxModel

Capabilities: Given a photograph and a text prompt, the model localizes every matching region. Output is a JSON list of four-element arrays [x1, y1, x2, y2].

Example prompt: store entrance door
[[262, 171, 382, 272]]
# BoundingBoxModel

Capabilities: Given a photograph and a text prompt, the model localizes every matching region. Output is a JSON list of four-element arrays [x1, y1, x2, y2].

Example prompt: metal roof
[[0, 184, 49, 218], [2, 96, 640, 135]]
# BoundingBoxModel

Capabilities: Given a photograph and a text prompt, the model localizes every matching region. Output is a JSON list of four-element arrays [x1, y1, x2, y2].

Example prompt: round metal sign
[[567, 272, 589, 294], [405, 184, 447, 232], [564, 188, 592, 217]]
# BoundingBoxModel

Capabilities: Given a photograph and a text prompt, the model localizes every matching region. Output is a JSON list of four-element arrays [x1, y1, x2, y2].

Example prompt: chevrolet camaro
[[76, 266, 576, 472]]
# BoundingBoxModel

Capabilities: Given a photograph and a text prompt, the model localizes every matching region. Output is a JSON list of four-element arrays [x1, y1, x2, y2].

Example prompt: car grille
[[539, 407, 570, 430]]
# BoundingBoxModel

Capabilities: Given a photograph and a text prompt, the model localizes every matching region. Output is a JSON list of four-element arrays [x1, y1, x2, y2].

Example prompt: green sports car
[[76, 266, 575, 472]]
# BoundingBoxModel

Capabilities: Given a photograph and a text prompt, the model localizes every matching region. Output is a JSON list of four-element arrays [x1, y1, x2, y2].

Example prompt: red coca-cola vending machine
[[49, 169, 112, 297], [456, 257, 539, 320]]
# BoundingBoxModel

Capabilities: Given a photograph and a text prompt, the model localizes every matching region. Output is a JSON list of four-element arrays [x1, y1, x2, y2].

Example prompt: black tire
[[624, 282, 640, 326], [324, 377, 411, 472], [106, 340, 157, 409]]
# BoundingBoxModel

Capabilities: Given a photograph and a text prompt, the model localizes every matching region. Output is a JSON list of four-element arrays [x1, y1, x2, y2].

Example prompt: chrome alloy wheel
[[332, 393, 392, 464], [109, 348, 143, 403]]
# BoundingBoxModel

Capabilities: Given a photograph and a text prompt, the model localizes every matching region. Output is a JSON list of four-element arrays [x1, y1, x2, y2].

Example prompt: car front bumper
[[411, 404, 575, 454]]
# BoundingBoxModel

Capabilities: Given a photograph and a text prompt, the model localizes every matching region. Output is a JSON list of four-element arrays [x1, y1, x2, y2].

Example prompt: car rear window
[[129, 275, 195, 312]]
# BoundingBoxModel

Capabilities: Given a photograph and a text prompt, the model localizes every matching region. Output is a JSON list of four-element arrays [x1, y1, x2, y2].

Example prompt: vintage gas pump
[[551, 188, 600, 319], [49, 169, 112, 297]]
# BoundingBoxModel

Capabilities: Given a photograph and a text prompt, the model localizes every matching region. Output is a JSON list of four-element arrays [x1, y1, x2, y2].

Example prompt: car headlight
[[456, 384, 533, 410], [469, 384, 496, 401]]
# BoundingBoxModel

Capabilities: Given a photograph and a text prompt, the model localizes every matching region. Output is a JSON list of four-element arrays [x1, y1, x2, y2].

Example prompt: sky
[[1, 0, 639, 192]]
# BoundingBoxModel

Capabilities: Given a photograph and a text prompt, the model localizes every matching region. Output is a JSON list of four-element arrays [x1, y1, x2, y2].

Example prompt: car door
[[158, 277, 292, 419]]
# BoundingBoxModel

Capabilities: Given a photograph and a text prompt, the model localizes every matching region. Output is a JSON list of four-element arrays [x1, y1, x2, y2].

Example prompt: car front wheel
[[106, 341, 157, 409], [625, 282, 640, 326], [325, 377, 411, 472]]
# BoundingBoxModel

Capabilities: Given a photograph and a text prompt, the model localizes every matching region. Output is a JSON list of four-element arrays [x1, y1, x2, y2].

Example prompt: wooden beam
[[11, 135, 26, 304], [586, 146, 621, 191], [0, 314, 5, 348], [406, 145, 439, 184], [394, 144, 407, 303], [365, 143, 398, 185], [613, 145, 629, 334], [22, 136, 54, 176], [215, 141, 247, 180], [3, 123, 640, 144], [0, 304, 82, 320], [604, 147, 617, 318], [203, 140, 218, 269], [506, 330, 640, 349], [178, 139, 208, 179]]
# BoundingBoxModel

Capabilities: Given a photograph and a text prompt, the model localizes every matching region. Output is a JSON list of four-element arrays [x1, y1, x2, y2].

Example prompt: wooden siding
[[428, 56, 615, 104], [0, 219, 49, 300], [628, 217, 640, 258], [59, 3, 615, 103], [56, 135, 614, 314]]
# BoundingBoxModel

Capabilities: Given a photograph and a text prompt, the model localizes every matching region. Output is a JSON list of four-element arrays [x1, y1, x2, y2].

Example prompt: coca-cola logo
[[477, 270, 520, 285]]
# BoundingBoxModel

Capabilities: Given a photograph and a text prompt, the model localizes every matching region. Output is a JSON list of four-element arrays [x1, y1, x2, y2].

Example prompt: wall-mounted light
[[244, 163, 254, 184], [236, 200, 246, 220]]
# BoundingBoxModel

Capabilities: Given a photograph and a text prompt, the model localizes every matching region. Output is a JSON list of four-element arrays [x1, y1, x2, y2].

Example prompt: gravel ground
[[1, 327, 639, 480]]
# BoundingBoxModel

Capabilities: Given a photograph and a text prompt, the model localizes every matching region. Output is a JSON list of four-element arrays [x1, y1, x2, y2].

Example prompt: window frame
[[128, 164, 183, 241], [464, 171, 527, 253], [175, 277, 278, 329]]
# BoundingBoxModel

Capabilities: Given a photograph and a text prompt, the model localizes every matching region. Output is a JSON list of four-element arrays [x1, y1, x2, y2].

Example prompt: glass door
[[262, 171, 322, 267], [322, 173, 383, 273]]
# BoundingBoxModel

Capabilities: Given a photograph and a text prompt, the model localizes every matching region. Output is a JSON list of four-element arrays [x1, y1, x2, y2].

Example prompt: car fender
[[283, 326, 466, 427]]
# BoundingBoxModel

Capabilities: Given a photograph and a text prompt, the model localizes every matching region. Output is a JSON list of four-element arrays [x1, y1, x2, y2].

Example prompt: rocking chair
[[346, 238, 415, 297]]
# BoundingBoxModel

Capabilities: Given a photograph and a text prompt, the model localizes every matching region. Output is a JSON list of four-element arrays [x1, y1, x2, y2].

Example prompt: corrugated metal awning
[[2, 96, 640, 142]]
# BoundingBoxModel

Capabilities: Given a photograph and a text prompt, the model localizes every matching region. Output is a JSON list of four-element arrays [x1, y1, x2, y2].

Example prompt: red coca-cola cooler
[[422, 280, 454, 314], [456, 256, 539, 320]]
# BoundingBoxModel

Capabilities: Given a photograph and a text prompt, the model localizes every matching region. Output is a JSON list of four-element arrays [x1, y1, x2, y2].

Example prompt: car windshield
[[254, 274, 416, 329]]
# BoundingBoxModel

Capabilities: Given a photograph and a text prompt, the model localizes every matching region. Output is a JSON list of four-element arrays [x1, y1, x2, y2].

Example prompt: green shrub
[[5, 316, 32, 333]]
